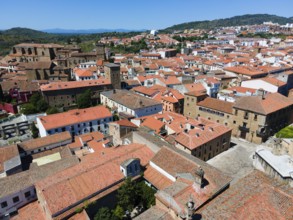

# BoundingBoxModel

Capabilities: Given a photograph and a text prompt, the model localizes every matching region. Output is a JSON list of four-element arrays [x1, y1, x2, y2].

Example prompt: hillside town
[[0, 19, 293, 220]]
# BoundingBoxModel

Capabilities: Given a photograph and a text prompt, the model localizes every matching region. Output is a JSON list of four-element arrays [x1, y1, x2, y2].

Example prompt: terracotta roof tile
[[234, 93, 293, 115], [198, 170, 293, 220], [18, 131, 71, 151], [38, 106, 112, 130], [40, 79, 111, 91], [197, 97, 234, 114]]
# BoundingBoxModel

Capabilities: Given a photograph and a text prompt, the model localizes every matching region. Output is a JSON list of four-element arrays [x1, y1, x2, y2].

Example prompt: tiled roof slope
[[38, 105, 112, 130], [197, 97, 234, 114], [197, 170, 293, 220], [35, 144, 154, 217], [101, 90, 162, 109], [18, 131, 71, 151], [234, 93, 293, 115]]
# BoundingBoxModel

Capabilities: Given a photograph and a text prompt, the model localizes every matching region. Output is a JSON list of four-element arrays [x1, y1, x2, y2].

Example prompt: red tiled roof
[[234, 92, 293, 115], [38, 106, 112, 130], [197, 97, 234, 114], [11, 201, 46, 220], [0, 145, 19, 172], [40, 79, 111, 91], [74, 68, 94, 77], [198, 170, 293, 220], [262, 77, 286, 87], [111, 119, 138, 128], [141, 117, 165, 133], [143, 165, 173, 190], [19, 131, 71, 151], [35, 144, 154, 217]]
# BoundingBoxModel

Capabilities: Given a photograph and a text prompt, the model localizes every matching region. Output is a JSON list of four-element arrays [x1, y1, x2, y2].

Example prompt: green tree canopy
[[77, 89, 92, 109], [46, 107, 59, 115], [117, 178, 139, 212], [31, 123, 39, 139], [94, 207, 113, 220], [20, 103, 38, 115], [36, 99, 49, 112], [113, 205, 124, 220]]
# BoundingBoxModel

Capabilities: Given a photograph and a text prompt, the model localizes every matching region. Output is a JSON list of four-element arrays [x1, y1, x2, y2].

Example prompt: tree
[[113, 205, 124, 220], [94, 207, 113, 220], [36, 99, 49, 112], [46, 107, 59, 115], [29, 93, 41, 106], [137, 182, 155, 209], [20, 103, 38, 115], [77, 89, 92, 109], [113, 114, 119, 121], [31, 123, 39, 139], [117, 178, 139, 212]]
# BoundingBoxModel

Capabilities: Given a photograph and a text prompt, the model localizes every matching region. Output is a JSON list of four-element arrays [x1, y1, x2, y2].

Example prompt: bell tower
[[104, 63, 121, 89]]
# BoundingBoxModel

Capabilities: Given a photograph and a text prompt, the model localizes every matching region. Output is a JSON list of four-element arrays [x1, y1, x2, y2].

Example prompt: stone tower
[[96, 42, 106, 60], [104, 63, 121, 89]]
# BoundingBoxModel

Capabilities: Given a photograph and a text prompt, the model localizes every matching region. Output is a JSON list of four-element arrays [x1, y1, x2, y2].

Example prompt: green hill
[[0, 27, 65, 56], [163, 14, 293, 32]]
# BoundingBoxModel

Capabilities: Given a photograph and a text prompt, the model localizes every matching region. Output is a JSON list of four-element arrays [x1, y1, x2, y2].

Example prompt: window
[[1, 201, 7, 208], [235, 110, 238, 115], [13, 196, 20, 203], [233, 120, 236, 124], [254, 114, 258, 121], [244, 112, 249, 119], [25, 191, 31, 198]]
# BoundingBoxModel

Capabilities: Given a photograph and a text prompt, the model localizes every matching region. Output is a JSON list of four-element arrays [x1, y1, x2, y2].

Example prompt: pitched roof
[[262, 77, 286, 87], [0, 80, 39, 93], [0, 145, 19, 172], [40, 79, 111, 91], [38, 106, 112, 130], [101, 90, 162, 110], [197, 170, 293, 220], [35, 144, 154, 217], [175, 122, 231, 150], [234, 93, 293, 115], [18, 131, 72, 151], [110, 119, 138, 128], [11, 201, 46, 220], [151, 147, 232, 215], [141, 117, 165, 133], [197, 97, 234, 114]]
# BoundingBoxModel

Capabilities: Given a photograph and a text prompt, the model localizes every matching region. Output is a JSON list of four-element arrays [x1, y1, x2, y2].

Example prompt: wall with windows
[[0, 186, 36, 217], [175, 130, 231, 161], [101, 94, 162, 118], [37, 117, 113, 137]]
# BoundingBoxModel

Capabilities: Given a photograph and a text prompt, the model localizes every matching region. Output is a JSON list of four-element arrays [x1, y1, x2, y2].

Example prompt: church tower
[[104, 63, 121, 89]]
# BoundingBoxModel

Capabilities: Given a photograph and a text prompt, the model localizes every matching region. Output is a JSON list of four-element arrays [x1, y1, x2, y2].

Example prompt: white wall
[[241, 80, 278, 93], [0, 186, 36, 217]]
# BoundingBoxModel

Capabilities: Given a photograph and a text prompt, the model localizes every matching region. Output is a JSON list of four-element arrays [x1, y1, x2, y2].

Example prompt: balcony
[[238, 125, 249, 132]]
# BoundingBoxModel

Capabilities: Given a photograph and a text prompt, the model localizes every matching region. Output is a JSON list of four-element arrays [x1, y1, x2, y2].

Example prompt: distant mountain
[[42, 28, 147, 34], [1, 27, 54, 38], [163, 14, 293, 32]]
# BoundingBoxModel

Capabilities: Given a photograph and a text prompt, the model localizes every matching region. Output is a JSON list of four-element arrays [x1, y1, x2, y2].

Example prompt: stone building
[[10, 43, 64, 63], [104, 63, 121, 89], [184, 92, 293, 143], [183, 90, 209, 118], [40, 79, 113, 108], [132, 112, 232, 161]]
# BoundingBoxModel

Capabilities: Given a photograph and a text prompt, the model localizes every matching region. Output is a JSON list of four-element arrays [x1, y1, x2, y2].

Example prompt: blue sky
[[1, 0, 292, 30]]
